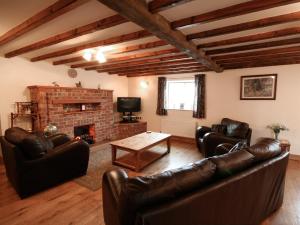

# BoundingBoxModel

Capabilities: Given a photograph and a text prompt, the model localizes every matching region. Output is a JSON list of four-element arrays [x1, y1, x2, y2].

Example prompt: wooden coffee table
[[110, 132, 171, 172]]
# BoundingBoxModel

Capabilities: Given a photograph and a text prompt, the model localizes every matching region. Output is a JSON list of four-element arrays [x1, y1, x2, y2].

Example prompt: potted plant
[[267, 123, 289, 140]]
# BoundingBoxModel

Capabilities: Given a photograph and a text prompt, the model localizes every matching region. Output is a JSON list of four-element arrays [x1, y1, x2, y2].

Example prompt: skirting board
[[171, 135, 196, 145], [290, 154, 300, 161]]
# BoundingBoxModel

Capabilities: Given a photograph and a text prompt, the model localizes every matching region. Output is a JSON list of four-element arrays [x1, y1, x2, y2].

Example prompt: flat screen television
[[117, 97, 141, 113]]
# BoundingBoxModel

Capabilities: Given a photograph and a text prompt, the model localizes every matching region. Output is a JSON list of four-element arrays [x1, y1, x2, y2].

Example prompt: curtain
[[156, 77, 168, 116], [193, 74, 206, 118]]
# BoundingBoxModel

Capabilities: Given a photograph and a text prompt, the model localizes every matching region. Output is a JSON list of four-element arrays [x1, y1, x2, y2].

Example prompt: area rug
[[75, 142, 202, 191], [74, 143, 123, 191]]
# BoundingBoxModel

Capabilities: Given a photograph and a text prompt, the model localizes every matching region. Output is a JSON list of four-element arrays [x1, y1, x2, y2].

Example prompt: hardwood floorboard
[[0, 141, 299, 225]]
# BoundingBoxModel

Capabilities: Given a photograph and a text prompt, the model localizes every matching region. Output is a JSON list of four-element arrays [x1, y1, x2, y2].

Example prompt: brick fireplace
[[28, 86, 114, 143]]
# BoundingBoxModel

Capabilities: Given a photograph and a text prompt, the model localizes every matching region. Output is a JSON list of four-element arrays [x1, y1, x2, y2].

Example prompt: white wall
[[0, 57, 128, 132], [128, 64, 300, 155]]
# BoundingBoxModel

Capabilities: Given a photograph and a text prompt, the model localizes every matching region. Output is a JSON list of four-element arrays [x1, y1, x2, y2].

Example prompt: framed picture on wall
[[240, 74, 277, 100]]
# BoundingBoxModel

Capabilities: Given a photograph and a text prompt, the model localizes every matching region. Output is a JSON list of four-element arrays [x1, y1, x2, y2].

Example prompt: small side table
[[280, 139, 290, 152]]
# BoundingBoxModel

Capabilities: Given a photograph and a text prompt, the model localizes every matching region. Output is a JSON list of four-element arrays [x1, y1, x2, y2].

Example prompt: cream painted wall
[[0, 57, 128, 133], [128, 64, 300, 155]]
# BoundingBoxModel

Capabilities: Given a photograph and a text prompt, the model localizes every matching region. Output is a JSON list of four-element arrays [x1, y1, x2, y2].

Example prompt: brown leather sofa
[[0, 127, 90, 198], [102, 138, 288, 225], [196, 118, 252, 157]]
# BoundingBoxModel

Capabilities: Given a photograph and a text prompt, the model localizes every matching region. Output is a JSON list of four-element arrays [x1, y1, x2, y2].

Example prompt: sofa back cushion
[[5, 127, 30, 145], [247, 138, 281, 162], [20, 134, 54, 159], [210, 149, 255, 178], [119, 159, 216, 225], [221, 118, 249, 139]]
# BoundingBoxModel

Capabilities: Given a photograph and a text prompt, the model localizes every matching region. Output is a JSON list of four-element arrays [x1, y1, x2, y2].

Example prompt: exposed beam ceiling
[[52, 40, 168, 65], [171, 0, 300, 29], [206, 36, 300, 55], [30, 30, 151, 61], [0, 0, 89, 46], [5, 14, 127, 58], [123, 69, 207, 77], [149, 0, 194, 13], [187, 11, 300, 40], [70, 48, 180, 68], [199, 27, 300, 49], [97, 0, 222, 72]]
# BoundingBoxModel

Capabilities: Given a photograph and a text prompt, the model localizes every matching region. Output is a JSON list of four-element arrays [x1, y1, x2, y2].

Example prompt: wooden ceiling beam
[[207, 36, 300, 55], [103, 62, 202, 73], [123, 69, 207, 77], [217, 52, 300, 64], [222, 57, 300, 69], [109, 66, 205, 74], [116, 67, 205, 76], [53, 40, 168, 65], [199, 27, 300, 49], [0, 0, 89, 46], [212, 45, 300, 60], [171, 0, 300, 29], [70, 48, 180, 68], [149, 0, 194, 13], [86, 55, 193, 71], [5, 15, 127, 58], [187, 11, 300, 40], [30, 30, 151, 61], [97, 0, 222, 72]]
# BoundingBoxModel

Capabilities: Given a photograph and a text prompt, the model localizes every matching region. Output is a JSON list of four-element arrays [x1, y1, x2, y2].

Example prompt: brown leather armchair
[[196, 118, 252, 157], [0, 127, 89, 198]]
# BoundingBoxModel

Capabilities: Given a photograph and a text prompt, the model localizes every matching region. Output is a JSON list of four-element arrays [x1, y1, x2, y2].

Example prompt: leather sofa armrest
[[196, 126, 212, 139], [102, 169, 128, 225], [47, 133, 72, 147], [22, 140, 89, 172], [103, 169, 128, 203]]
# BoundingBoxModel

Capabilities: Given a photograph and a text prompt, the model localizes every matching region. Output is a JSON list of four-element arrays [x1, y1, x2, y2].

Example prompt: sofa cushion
[[221, 118, 249, 139], [210, 149, 255, 178], [247, 138, 281, 162], [119, 159, 216, 224], [211, 124, 227, 135], [5, 127, 30, 145], [20, 134, 54, 159]]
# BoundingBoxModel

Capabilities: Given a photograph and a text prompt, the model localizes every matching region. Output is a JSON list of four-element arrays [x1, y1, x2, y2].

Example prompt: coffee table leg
[[111, 145, 117, 164], [167, 138, 171, 153], [135, 152, 141, 172]]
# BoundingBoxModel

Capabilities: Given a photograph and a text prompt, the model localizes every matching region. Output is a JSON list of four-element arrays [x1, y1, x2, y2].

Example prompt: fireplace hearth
[[74, 124, 95, 144]]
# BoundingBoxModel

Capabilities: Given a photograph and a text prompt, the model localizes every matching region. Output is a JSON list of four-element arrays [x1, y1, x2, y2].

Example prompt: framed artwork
[[240, 74, 277, 100]]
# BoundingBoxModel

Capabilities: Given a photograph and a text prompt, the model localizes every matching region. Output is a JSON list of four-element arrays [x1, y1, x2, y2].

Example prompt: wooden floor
[[0, 141, 299, 225]]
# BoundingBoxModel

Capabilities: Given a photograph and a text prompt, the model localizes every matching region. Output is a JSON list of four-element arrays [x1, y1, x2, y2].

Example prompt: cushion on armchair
[[20, 134, 54, 159], [211, 124, 227, 134], [221, 118, 249, 139], [5, 127, 30, 145]]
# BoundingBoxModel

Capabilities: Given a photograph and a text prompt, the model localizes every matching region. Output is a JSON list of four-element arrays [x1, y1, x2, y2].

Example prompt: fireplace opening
[[74, 124, 95, 144]]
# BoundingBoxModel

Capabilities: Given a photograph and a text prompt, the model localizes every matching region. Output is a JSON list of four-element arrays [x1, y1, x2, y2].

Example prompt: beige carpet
[[75, 142, 202, 191]]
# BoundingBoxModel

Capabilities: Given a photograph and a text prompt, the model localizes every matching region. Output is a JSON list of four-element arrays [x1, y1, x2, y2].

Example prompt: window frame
[[165, 78, 195, 111]]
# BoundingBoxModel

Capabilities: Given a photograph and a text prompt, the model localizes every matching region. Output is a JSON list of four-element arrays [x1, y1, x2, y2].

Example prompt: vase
[[274, 131, 279, 140]]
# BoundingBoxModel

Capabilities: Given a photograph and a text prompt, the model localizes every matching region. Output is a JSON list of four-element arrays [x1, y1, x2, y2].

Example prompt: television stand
[[121, 112, 139, 123]]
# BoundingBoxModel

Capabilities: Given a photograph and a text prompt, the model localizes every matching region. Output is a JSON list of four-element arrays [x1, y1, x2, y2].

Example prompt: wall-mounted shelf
[[52, 99, 101, 104]]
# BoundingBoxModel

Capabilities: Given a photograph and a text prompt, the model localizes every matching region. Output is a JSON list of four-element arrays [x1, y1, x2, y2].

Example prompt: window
[[166, 79, 195, 110]]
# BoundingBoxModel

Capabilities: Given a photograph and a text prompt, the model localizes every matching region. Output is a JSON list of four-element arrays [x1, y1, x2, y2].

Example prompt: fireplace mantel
[[27, 85, 113, 92]]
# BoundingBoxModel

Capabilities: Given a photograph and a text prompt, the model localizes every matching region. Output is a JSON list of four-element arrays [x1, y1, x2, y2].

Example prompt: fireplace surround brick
[[28, 86, 114, 142]]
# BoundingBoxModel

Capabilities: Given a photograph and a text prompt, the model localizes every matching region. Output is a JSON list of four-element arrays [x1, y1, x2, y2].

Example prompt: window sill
[[166, 109, 193, 112]]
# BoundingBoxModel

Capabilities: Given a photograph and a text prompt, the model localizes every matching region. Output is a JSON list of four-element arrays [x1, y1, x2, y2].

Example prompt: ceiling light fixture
[[96, 50, 107, 63], [83, 50, 93, 61]]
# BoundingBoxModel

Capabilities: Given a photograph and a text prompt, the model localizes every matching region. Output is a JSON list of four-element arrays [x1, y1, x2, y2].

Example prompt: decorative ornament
[[68, 68, 78, 78]]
